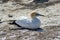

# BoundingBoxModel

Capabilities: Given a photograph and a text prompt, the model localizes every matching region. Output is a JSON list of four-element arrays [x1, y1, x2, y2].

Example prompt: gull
[[0, 11, 44, 29]]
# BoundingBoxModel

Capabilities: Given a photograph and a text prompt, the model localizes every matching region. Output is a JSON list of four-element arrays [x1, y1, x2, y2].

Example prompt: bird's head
[[31, 11, 44, 18]]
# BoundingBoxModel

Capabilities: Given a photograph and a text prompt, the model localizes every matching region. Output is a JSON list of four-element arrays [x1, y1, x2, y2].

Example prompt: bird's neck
[[31, 16, 35, 18], [32, 17, 38, 20], [32, 17, 40, 23]]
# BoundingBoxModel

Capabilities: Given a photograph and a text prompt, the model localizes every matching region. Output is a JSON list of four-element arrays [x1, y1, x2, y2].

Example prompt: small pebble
[[1, 9, 5, 11], [8, 14, 13, 17]]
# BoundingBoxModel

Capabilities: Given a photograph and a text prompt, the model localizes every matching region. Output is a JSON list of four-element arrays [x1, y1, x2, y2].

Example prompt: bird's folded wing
[[15, 19, 31, 27]]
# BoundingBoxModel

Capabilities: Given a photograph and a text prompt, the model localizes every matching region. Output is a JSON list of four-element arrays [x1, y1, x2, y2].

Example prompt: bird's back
[[15, 16, 31, 28]]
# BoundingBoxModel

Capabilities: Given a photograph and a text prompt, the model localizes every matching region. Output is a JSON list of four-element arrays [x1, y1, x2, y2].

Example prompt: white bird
[[0, 11, 44, 29], [13, 11, 44, 29]]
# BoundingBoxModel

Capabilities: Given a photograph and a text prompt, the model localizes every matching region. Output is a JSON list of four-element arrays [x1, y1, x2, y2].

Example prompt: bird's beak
[[36, 13, 45, 16]]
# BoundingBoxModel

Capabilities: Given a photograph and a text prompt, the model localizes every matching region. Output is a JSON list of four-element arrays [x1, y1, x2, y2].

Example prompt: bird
[[9, 11, 44, 29], [0, 11, 44, 30]]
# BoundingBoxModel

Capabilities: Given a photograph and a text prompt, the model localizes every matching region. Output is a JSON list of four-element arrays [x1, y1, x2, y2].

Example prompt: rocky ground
[[0, 0, 60, 40]]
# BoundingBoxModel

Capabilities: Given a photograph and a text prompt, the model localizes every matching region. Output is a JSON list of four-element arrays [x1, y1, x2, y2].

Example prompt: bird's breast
[[31, 18, 41, 27]]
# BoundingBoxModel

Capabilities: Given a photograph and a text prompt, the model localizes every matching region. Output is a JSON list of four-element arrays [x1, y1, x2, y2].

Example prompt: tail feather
[[8, 20, 21, 27]]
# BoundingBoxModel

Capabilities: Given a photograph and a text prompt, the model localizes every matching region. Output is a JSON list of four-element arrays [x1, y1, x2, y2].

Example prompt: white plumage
[[15, 11, 44, 29], [15, 16, 40, 29]]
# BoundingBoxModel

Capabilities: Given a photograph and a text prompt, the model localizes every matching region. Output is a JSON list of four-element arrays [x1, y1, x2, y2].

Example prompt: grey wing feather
[[15, 19, 31, 27]]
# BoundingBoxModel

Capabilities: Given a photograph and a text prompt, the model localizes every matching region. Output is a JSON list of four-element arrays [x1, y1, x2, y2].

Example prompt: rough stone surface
[[0, 0, 60, 40]]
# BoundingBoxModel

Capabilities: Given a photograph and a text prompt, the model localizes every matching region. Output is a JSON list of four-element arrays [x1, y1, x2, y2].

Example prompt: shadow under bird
[[33, 0, 49, 4]]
